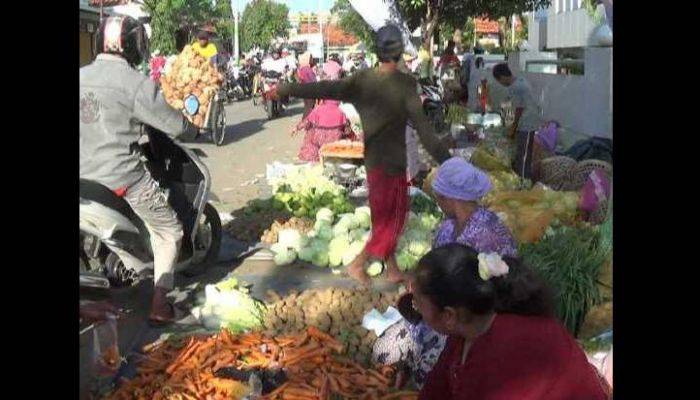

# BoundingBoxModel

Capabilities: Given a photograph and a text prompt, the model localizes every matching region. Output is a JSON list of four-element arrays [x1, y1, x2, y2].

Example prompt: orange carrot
[[367, 369, 391, 386], [378, 391, 419, 400], [308, 326, 344, 352], [328, 374, 341, 393], [284, 347, 331, 366]]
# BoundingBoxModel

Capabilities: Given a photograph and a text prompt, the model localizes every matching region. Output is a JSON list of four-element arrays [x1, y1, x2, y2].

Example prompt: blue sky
[[233, 0, 335, 13]]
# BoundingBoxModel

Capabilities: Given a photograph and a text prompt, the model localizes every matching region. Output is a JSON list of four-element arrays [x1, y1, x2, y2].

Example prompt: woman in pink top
[[296, 52, 317, 118], [291, 62, 352, 162]]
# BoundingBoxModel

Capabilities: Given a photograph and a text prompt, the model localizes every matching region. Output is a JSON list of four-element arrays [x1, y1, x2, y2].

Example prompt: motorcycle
[[224, 66, 253, 103], [419, 80, 449, 135], [260, 70, 284, 120], [224, 68, 246, 103], [79, 113, 222, 289]]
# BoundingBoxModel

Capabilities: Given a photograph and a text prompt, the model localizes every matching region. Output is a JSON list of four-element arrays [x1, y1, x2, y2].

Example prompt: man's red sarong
[[365, 167, 409, 259]]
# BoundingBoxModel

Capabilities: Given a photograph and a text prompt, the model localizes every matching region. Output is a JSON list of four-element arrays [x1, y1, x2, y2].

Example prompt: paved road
[[189, 98, 305, 213]]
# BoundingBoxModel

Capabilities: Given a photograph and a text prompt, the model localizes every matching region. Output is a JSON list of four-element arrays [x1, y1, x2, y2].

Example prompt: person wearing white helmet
[[81, 16, 192, 325]]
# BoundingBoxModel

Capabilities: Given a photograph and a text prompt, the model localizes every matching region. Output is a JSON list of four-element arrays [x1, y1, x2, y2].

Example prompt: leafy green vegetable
[[520, 224, 611, 336]]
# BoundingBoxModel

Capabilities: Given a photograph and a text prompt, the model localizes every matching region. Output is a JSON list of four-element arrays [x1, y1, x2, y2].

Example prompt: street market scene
[[79, 0, 613, 399]]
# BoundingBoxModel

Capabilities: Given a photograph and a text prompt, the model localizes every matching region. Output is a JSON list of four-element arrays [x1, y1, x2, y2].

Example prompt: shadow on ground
[[216, 101, 306, 147]]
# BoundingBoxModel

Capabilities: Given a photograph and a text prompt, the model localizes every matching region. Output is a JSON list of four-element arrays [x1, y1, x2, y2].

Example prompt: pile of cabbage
[[270, 206, 441, 276], [191, 276, 267, 333], [269, 165, 355, 218]]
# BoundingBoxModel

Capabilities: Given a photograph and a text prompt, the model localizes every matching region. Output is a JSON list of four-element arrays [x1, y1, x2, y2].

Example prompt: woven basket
[[539, 156, 577, 190], [566, 159, 613, 191]]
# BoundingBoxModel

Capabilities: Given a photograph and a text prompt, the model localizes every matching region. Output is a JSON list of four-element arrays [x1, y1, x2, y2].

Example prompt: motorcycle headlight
[[184, 94, 200, 116]]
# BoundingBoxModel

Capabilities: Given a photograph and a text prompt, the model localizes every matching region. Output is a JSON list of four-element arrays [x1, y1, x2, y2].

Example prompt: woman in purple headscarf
[[431, 157, 517, 256], [372, 157, 517, 389]]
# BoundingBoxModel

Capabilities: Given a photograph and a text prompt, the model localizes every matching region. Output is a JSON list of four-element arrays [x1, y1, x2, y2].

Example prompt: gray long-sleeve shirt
[[80, 54, 186, 190]]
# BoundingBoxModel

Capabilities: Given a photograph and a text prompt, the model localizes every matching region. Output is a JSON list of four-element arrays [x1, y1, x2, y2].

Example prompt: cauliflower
[[273, 248, 297, 266], [354, 210, 371, 229], [316, 207, 334, 223], [298, 246, 315, 262], [312, 251, 330, 268], [366, 261, 384, 277], [278, 229, 304, 252], [408, 240, 431, 257]]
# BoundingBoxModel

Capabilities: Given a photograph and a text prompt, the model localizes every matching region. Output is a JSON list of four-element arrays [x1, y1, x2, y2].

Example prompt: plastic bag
[[470, 146, 511, 172], [92, 314, 120, 377]]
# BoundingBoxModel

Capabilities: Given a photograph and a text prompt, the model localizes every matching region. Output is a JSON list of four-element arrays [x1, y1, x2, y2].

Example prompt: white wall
[[503, 47, 612, 139], [546, 5, 605, 49]]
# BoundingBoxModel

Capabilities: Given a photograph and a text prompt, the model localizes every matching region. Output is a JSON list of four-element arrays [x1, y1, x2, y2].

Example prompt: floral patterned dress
[[297, 100, 350, 162], [372, 207, 517, 389]]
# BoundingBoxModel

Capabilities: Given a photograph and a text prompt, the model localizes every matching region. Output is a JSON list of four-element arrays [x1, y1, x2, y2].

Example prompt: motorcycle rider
[[80, 16, 192, 325], [261, 48, 290, 110], [192, 30, 218, 61]]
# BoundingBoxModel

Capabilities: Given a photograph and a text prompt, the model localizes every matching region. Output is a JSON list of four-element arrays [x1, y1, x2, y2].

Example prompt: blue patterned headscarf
[[432, 157, 492, 202]]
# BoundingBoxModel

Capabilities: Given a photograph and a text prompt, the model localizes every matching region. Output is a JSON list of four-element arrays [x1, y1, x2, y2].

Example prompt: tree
[[142, 0, 217, 54], [398, 0, 550, 53], [331, 0, 376, 51], [240, 0, 291, 51], [214, 0, 235, 45], [142, 0, 179, 54]]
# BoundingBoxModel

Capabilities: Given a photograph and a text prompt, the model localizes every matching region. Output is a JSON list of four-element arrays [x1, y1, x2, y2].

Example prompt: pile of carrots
[[105, 326, 418, 400]]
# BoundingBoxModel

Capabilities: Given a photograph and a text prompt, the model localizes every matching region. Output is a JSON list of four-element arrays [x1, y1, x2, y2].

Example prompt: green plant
[[582, 0, 605, 25], [520, 224, 611, 336], [240, 0, 291, 51]]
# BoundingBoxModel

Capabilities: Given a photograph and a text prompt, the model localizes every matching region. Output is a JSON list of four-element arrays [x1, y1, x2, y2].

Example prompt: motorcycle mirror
[[184, 94, 200, 116]]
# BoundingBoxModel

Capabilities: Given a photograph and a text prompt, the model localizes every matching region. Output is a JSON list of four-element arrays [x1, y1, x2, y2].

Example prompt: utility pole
[[232, 0, 239, 62], [318, 0, 324, 61], [511, 14, 516, 48]]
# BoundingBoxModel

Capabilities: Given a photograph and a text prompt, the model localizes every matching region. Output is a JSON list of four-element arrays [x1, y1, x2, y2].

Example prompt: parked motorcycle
[[224, 66, 254, 103], [79, 120, 222, 289], [419, 80, 449, 135]]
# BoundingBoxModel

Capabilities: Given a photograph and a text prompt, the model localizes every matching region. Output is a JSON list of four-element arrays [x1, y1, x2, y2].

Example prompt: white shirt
[[261, 57, 288, 74]]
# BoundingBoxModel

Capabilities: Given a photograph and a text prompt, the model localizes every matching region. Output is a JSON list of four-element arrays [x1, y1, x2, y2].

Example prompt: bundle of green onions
[[520, 223, 611, 336]]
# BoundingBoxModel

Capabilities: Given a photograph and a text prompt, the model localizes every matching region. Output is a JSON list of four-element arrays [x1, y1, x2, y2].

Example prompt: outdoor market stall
[[93, 101, 612, 399]]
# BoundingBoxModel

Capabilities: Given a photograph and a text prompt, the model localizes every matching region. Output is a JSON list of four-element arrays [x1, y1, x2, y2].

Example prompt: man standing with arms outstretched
[[271, 25, 450, 285]]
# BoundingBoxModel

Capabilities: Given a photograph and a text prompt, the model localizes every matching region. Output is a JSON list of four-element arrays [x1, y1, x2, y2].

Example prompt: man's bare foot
[[386, 268, 406, 284], [386, 256, 406, 284], [347, 261, 371, 287]]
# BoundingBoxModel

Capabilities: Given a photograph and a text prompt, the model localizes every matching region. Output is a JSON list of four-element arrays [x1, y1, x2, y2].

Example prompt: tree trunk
[[422, 5, 439, 57]]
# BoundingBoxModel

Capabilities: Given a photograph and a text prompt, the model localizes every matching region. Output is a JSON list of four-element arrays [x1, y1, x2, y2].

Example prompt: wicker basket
[[539, 156, 577, 190], [568, 159, 613, 191]]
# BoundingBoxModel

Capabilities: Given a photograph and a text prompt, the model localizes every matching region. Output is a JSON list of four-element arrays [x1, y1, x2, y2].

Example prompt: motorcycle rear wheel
[[190, 203, 222, 267]]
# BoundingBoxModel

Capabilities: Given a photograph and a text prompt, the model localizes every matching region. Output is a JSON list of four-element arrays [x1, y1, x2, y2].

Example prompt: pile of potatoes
[[160, 45, 223, 127], [263, 288, 402, 364]]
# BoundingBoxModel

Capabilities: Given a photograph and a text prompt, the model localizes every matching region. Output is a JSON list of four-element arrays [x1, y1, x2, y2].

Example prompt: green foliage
[[143, 0, 227, 54], [240, 0, 291, 51], [520, 224, 611, 336], [214, 0, 235, 43], [582, 0, 605, 25], [142, 0, 179, 55]]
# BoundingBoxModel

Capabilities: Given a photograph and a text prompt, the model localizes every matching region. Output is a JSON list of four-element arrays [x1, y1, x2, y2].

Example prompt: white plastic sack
[[348, 0, 417, 56]]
